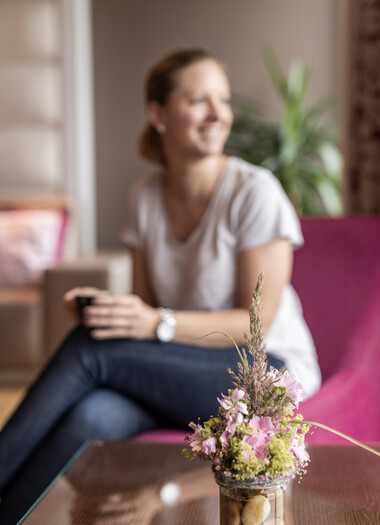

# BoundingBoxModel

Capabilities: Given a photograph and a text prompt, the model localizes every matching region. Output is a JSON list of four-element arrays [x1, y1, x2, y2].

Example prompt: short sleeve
[[235, 167, 303, 251], [120, 182, 144, 249]]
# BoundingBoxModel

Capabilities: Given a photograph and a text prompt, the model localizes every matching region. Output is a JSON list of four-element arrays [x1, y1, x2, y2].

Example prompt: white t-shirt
[[122, 156, 321, 398]]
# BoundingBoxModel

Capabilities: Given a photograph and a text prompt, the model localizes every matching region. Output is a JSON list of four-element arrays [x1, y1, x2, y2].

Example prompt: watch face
[[157, 321, 175, 342]]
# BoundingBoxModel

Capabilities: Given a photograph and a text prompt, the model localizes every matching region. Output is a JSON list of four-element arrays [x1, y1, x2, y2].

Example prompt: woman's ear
[[148, 101, 167, 134]]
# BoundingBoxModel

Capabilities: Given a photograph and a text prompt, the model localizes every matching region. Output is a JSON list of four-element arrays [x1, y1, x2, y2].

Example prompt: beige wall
[[92, 0, 339, 249]]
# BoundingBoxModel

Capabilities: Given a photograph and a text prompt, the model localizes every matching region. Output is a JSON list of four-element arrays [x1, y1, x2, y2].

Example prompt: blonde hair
[[138, 48, 222, 165]]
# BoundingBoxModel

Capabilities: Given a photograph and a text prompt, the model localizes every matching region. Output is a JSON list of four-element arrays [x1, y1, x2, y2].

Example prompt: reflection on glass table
[[20, 441, 380, 525]]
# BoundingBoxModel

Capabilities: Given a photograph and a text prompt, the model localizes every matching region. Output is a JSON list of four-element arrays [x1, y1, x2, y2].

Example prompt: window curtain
[[344, 0, 380, 214]]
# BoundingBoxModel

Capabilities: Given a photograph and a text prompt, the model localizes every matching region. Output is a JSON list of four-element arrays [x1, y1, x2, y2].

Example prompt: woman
[[0, 48, 321, 522]]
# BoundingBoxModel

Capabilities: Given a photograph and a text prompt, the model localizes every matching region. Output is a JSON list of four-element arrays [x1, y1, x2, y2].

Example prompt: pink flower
[[273, 370, 305, 408], [291, 439, 310, 463], [220, 430, 231, 448], [226, 411, 243, 435], [218, 389, 248, 415], [203, 436, 216, 455], [260, 416, 277, 433], [189, 424, 205, 453], [248, 415, 276, 434], [242, 431, 270, 461]]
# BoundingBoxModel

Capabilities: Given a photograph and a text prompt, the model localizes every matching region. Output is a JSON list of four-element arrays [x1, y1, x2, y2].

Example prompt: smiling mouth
[[200, 126, 225, 138]]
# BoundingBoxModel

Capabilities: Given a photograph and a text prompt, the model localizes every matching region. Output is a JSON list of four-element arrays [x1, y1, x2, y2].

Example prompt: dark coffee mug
[[76, 290, 111, 328]]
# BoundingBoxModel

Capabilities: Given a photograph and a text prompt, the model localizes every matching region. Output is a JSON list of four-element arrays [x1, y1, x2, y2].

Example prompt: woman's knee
[[57, 326, 93, 356], [50, 327, 103, 379], [61, 389, 158, 441]]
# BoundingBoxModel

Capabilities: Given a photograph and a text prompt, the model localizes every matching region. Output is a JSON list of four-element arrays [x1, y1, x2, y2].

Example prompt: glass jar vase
[[214, 471, 289, 525]]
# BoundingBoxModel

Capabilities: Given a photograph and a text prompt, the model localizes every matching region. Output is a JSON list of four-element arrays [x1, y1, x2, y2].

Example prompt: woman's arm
[[85, 241, 292, 347], [132, 247, 157, 306], [237, 238, 293, 334], [173, 238, 292, 346]]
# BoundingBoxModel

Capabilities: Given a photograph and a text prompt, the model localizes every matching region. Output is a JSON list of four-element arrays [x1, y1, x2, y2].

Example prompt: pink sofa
[[292, 216, 380, 443], [137, 217, 380, 444]]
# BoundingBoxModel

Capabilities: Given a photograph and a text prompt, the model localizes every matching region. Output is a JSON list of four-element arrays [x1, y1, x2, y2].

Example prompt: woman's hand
[[88, 485, 162, 525], [63, 287, 102, 322], [82, 294, 160, 340]]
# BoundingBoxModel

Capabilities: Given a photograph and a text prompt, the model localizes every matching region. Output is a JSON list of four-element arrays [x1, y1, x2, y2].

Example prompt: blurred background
[[92, 0, 344, 249], [0, 0, 379, 386], [0, 0, 356, 255]]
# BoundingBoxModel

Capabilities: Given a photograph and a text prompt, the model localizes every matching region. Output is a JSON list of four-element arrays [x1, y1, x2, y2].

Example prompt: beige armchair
[[0, 251, 132, 385], [44, 252, 132, 358]]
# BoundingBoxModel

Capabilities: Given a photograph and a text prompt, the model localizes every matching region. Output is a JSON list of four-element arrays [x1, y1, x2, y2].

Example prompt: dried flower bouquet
[[183, 272, 380, 484], [183, 272, 311, 484]]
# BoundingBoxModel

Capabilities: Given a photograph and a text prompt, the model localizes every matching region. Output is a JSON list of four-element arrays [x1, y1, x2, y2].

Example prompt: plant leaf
[[261, 48, 288, 99]]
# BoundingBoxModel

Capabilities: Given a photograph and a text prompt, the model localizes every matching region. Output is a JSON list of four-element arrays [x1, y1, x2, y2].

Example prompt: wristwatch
[[156, 308, 177, 342]]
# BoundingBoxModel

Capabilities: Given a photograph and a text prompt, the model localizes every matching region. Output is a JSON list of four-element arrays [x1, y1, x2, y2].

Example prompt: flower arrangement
[[183, 272, 311, 484], [183, 273, 379, 525], [183, 273, 380, 487]]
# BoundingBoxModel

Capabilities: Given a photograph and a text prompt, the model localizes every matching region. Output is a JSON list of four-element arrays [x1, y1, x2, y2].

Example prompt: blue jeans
[[0, 327, 285, 523]]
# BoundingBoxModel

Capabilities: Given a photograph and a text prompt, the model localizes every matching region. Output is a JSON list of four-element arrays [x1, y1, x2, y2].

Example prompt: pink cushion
[[292, 217, 380, 442], [292, 216, 380, 380], [134, 429, 187, 443], [301, 284, 380, 443], [0, 209, 67, 288]]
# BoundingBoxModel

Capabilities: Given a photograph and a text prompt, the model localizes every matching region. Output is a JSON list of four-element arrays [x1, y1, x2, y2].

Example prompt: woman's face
[[153, 59, 233, 159]]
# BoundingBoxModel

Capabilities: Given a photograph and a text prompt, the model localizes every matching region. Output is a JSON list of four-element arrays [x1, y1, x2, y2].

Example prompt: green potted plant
[[226, 49, 343, 216]]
